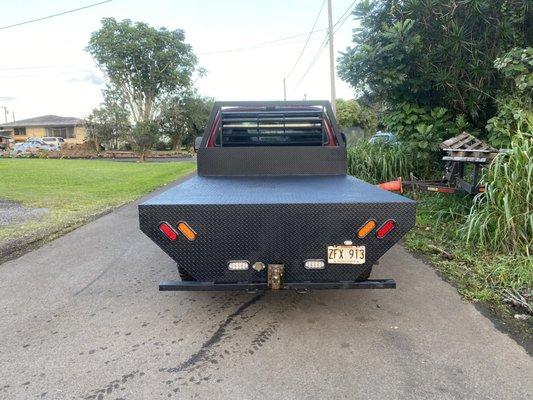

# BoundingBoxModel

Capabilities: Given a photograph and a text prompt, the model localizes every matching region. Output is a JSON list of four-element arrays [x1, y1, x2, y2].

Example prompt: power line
[[285, 0, 326, 79], [198, 28, 326, 56], [333, 0, 357, 32], [293, 36, 329, 89], [293, 0, 357, 90], [0, 0, 113, 30]]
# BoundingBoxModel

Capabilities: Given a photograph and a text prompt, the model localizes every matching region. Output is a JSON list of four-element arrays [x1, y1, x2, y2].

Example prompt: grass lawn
[[403, 192, 532, 335], [0, 159, 196, 256]]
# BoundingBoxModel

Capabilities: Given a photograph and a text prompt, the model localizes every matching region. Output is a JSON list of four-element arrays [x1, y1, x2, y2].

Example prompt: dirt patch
[[0, 200, 47, 227]]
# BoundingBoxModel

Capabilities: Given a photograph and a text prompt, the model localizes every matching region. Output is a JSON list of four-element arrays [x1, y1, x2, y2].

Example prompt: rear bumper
[[159, 278, 396, 292]]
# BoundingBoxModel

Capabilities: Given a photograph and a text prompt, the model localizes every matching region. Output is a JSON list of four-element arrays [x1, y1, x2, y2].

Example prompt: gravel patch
[[0, 199, 48, 227]]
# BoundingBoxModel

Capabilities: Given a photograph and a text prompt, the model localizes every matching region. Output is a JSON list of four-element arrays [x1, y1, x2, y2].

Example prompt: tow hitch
[[267, 264, 284, 290]]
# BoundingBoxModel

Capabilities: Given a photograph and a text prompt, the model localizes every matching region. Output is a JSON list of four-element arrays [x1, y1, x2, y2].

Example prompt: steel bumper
[[159, 279, 396, 292]]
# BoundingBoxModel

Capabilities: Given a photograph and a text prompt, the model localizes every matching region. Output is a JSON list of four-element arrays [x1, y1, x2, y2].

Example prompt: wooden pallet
[[440, 132, 498, 163]]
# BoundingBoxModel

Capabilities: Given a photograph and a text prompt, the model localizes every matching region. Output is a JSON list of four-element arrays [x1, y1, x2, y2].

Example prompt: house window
[[14, 128, 26, 136], [45, 126, 75, 139]]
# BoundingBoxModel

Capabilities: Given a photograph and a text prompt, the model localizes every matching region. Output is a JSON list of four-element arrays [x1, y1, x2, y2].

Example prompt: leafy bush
[[465, 129, 533, 256], [335, 99, 377, 136], [347, 141, 419, 184], [338, 0, 532, 130], [486, 47, 533, 148], [382, 103, 470, 175]]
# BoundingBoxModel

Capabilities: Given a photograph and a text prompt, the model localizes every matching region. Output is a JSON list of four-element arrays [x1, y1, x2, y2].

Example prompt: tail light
[[357, 220, 377, 238], [159, 222, 178, 241], [376, 220, 395, 239], [177, 221, 197, 241]]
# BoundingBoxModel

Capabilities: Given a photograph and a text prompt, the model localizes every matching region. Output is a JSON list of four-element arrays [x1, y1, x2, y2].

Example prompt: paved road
[[1, 179, 531, 400]]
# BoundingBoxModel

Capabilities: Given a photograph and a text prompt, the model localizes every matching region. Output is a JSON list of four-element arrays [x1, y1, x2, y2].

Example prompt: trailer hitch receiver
[[267, 264, 284, 290]]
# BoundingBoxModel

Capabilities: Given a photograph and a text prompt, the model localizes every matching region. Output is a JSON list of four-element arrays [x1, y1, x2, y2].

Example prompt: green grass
[[403, 192, 532, 333], [0, 159, 196, 249], [347, 141, 424, 184]]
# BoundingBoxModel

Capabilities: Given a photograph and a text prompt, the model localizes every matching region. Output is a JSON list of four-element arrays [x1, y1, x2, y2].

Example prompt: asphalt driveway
[[0, 178, 531, 399]]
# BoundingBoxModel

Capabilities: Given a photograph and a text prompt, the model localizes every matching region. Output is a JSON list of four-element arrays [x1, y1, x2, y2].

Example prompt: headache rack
[[197, 101, 346, 176], [217, 107, 327, 146]]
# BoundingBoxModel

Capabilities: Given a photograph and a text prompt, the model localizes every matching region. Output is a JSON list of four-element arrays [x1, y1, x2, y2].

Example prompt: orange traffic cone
[[378, 177, 403, 193]]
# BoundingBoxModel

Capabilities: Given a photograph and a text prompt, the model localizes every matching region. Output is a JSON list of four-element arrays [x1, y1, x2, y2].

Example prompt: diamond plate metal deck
[[139, 176, 416, 283]]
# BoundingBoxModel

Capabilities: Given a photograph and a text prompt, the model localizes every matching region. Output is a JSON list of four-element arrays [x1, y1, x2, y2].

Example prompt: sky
[[0, 0, 359, 121]]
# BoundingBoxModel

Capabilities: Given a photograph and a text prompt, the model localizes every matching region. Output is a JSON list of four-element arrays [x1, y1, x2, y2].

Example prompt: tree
[[125, 121, 160, 161], [87, 18, 199, 159], [160, 92, 213, 151], [86, 87, 130, 152], [335, 99, 377, 135], [338, 0, 532, 130]]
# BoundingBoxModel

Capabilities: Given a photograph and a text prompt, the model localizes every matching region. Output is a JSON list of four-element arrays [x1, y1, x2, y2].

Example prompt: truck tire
[[177, 265, 195, 281]]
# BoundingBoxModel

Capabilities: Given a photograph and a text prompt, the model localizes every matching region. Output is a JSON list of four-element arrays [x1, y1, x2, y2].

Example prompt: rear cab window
[[208, 106, 338, 147]]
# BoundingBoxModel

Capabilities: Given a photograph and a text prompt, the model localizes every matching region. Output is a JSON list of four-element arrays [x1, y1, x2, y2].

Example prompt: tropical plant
[[465, 128, 533, 257], [338, 0, 532, 130], [486, 47, 533, 147], [382, 102, 470, 176], [347, 141, 420, 184]]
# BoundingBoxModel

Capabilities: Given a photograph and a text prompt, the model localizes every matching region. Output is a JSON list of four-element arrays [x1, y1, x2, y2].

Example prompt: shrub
[[347, 141, 420, 184], [382, 102, 470, 176], [486, 47, 533, 148], [464, 129, 533, 256], [335, 99, 377, 137]]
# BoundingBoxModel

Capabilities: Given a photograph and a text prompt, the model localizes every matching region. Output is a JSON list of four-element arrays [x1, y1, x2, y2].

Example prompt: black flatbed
[[139, 101, 416, 291], [144, 175, 412, 206]]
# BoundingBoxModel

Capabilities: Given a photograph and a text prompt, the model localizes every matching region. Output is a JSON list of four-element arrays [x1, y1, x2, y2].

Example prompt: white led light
[[304, 259, 325, 270], [228, 260, 249, 271]]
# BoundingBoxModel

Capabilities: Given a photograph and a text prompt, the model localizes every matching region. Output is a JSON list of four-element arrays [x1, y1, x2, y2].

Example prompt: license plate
[[327, 245, 365, 264]]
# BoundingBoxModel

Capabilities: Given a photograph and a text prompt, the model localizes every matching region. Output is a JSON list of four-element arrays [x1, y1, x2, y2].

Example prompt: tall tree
[[338, 0, 532, 129], [87, 18, 199, 159]]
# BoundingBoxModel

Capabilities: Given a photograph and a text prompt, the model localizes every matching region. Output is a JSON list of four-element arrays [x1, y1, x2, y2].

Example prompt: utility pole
[[327, 0, 337, 116], [283, 78, 287, 101]]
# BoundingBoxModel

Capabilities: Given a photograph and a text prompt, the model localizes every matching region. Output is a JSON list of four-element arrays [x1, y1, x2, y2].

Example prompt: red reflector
[[376, 220, 395, 239], [159, 222, 178, 241]]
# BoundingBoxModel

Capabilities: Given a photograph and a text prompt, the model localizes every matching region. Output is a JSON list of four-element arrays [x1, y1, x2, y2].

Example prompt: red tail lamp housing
[[159, 222, 178, 241], [376, 219, 396, 239]]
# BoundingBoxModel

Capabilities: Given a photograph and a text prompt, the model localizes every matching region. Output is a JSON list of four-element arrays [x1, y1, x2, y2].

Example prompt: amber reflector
[[376, 220, 395, 239], [357, 220, 377, 238], [177, 221, 197, 241], [160, 222, 178, 241]]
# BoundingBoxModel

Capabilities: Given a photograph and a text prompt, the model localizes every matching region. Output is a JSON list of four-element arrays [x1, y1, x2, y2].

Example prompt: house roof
[[0, 115, 85, 128]]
